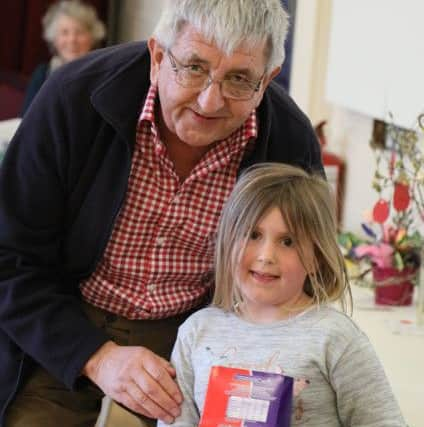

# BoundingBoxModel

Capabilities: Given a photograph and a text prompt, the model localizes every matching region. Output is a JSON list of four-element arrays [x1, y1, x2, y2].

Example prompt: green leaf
[[393, 251, 404, 270]]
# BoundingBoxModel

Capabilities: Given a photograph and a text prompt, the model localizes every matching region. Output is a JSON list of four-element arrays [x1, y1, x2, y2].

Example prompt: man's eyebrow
[[183, 53, 260, 79], [227, 68, 257, 78], [184, 53, 209, 64]]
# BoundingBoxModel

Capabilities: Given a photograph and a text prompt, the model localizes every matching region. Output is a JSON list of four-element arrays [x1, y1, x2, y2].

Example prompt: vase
[[372, 266, 416, 306]]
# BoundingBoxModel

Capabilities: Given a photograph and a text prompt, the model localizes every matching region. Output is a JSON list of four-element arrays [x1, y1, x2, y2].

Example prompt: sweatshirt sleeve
[[330, 332, 406, 427], [157, 323, 200, 427]]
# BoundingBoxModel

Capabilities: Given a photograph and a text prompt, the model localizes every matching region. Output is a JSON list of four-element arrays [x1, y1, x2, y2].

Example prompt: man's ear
[[264, 66, 282, 87], [254, 66, 281, 108], [148, 37, 165, 85]]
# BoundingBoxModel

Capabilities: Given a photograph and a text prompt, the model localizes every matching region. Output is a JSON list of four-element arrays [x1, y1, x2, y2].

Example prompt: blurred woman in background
[[21, 0, 106, 115]]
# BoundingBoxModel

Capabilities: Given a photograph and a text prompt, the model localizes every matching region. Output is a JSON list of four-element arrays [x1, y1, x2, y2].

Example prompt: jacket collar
[[239, 89, 272, 172], [90, 42, 151, 148]]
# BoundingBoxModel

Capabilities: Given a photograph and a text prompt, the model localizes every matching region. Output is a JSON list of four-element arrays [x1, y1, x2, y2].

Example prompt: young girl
[[158, 163, 405, 426]]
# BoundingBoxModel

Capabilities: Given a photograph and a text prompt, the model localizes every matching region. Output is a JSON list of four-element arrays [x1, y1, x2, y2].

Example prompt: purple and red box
[[200, 366, 293, 427]]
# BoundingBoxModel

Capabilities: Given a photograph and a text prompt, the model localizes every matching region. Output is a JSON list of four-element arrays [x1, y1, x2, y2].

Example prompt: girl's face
[[53, 14, 94, 62], [236, 207, 312, 323]]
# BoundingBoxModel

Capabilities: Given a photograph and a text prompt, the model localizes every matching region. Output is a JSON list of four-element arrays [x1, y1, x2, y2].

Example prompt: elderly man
[[0, 0, 322, 426]]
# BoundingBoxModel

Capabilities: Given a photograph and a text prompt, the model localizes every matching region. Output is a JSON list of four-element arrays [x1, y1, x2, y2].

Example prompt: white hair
[[43, 0, 106, 48], [153, 0, 290, 73]]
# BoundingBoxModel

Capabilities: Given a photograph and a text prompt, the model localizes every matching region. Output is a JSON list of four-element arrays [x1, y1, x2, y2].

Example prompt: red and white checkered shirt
[[80, 85, 257, 319]]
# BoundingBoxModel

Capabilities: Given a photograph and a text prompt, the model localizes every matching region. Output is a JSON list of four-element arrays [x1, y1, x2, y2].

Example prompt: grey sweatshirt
[[158, 305, 405, 426]]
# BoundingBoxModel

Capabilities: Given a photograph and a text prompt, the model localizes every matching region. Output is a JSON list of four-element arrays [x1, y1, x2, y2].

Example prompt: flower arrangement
[[340, 115, 424, 293]]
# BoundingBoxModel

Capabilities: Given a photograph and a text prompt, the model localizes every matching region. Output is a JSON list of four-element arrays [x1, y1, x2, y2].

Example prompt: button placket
[[147, 283, 156, 293], [156, 236, 166, 247]]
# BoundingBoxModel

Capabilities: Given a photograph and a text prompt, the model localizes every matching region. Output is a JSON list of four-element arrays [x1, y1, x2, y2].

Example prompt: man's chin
[[178, 132, 220, 149]]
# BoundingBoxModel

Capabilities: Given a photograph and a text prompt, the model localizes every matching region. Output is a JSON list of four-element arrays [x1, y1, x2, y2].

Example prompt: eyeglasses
[[167, 49, 265, 101]]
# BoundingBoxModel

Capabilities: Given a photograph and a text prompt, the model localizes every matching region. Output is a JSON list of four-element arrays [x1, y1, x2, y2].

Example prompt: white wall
[[116, 0, 166, 42], [326, 0, 424, 130]]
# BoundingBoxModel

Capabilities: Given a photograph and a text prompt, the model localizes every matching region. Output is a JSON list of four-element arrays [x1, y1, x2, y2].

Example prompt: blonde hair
[[43, 0, 106, 49], [213, 163, 351, 313], [153, 0, 289, 73]]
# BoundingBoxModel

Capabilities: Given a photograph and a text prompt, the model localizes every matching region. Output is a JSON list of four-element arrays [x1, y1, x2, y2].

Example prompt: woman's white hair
[[153, 0, 290, 73], [43, 0, 106, 48]]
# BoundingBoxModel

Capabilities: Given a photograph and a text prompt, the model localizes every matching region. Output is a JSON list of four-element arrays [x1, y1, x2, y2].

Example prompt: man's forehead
[[181, 44, 264, 61], [173, 24, 267, 63]]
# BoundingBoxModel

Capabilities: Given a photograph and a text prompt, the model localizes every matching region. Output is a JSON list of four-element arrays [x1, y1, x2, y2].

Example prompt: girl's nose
[[256, 242, 275, 264]]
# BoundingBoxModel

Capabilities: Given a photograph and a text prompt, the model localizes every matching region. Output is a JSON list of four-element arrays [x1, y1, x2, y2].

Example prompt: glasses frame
[[166, 49, 265, 101]]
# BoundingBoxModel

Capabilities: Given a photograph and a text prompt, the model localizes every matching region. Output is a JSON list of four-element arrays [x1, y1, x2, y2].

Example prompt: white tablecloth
[[0, 117, 20, 141], [351, 285, 424, 427], [0, 117, 20, 159]]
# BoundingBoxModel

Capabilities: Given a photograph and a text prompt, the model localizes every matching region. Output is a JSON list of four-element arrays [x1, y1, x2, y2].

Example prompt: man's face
[[148, 24, 280, 149]]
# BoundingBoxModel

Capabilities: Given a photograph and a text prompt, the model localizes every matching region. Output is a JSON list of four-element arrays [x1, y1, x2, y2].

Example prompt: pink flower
[[354, 243, 394, 268]]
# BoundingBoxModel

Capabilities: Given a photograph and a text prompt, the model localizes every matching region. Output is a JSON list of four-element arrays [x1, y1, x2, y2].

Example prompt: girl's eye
[[249, 230, 261, 240], [281, 237, 293, 247]]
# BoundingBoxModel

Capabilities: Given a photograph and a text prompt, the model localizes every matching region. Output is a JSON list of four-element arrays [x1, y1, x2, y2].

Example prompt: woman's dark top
[[20, 63, 49, 116]]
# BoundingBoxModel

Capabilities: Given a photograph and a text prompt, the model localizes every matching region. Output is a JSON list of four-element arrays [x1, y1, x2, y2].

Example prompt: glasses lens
[[169, 50, 259, 100], [177, 69, 208, 88], [222, 81, 255, 100]]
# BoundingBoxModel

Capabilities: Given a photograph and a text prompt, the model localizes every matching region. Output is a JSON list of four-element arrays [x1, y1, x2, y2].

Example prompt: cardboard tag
[[199, 366, 293, 427]]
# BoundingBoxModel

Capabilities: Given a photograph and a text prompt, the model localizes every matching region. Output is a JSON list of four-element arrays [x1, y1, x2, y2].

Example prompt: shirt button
[[156, 236, 165, 246], [147, 284, 156, 293]]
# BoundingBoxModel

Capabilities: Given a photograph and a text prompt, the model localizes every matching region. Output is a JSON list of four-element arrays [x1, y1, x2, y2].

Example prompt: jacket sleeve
[[0, 69, 110, 389], [309, 127, 325, 177]]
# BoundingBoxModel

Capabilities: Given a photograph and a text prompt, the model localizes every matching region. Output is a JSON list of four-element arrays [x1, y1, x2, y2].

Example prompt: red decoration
[[393, 182, 410, 212], [372, 199, 390, 223]]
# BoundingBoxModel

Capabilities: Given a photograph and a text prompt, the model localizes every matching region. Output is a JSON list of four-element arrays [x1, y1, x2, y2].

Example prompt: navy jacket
[[0, 41, 322, 424], [20, 63, 49, 116]]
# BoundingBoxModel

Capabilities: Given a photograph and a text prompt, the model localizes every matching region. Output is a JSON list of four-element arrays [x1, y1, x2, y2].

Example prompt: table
[[351, 285, 424, 427]]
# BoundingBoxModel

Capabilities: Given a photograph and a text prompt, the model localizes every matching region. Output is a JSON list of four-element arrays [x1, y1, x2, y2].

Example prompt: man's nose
[[197, 80, 226, 113]]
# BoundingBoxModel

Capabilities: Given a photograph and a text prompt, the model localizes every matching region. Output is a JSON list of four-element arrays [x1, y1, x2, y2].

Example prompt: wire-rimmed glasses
[[167, 49, 265, 101]]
